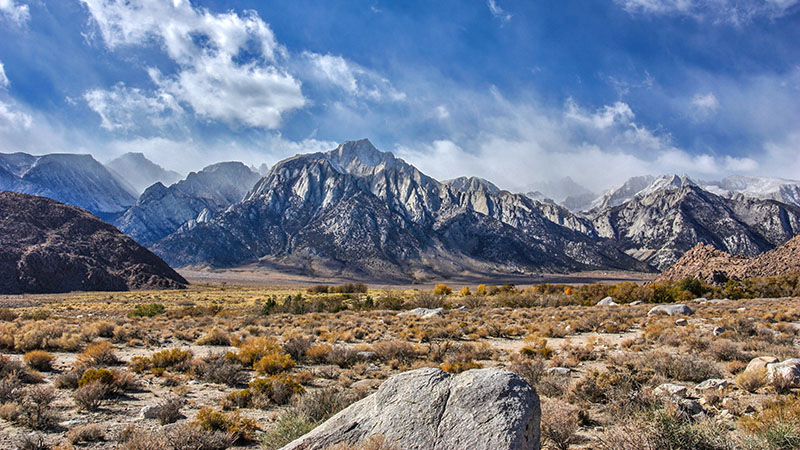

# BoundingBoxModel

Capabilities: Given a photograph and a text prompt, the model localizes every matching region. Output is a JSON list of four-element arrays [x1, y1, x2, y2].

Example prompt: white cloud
[[81, 0, 306, 129], [487, 0, 512, 23], [0, 99, 31, 130], [615, 0, 800, 24], [395, 93, 775, 194], [301, 52, 405, 101], [565, 99, 635, 129], [691, 92, 719, 118], [0, 0, 29, 25], [84, 83, 183, 131], [0, 61, 8, 89]]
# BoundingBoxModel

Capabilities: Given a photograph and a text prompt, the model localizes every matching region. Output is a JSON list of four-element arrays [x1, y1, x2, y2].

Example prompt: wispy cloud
[[487, 0, 512, 23], [0, 0, 29, 26], [615, 0, 800, 24], [691, 92, 719, 118], [0, 61, 8, 89]]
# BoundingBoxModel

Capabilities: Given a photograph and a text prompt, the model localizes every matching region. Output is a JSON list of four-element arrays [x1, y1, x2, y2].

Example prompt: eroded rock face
[[281, 367, 541, 450]]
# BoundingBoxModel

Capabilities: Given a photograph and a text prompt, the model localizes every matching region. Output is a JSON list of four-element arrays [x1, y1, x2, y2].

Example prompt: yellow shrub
[[23, 350, 55, 371], [253, 353, 295, 375], [460, 286, 471, 296], [232, 337, 283, 366], [477, 284, 487, 296], [440, 361, 482, 373], [193, 407, 259, 442], [76, 341, 118, 367], [433, 284, 452, 296]]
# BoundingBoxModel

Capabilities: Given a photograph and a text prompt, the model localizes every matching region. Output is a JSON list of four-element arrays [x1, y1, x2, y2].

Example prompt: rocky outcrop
[[281, 367, 541, 450], [0, 191, 186, 294], [657, 234, 800, 283], [656, 243, 750, 283]]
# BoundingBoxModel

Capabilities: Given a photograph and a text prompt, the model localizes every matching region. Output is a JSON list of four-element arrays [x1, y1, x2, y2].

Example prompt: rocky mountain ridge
[[152, 140, 649, 280], [0, 152, 137, 221], [115, 162, 261, 246]]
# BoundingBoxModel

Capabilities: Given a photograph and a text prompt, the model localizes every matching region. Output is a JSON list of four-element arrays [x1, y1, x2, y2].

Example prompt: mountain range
[[1, 140, 799, 281]]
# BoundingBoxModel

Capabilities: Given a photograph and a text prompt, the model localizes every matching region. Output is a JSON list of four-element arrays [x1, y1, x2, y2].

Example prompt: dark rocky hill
[[0, 191, 187, 294]]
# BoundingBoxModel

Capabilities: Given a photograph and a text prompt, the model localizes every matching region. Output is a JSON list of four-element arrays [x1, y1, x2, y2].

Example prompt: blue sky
[[0, 0, 798, 195]]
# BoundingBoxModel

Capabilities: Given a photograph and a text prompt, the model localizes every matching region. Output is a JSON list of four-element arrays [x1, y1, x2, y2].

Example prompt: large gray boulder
[[280, 367, 541, 450], [648, 304, 694, 316], [767, 359, 800, 387]]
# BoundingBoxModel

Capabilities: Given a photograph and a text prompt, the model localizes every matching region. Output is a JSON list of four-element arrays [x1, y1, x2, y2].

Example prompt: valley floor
[[0, 283, 797, 449], [178, 267, 657, 290]]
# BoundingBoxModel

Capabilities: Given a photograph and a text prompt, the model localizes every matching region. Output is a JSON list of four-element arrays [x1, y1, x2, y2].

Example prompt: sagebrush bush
[[147, 348, 194, 372], [192, 407, 259, 443], [196, 328, 231, 346], [129, 303, 165, 318], [253, 352, 295, 375], [192, 353, 249, 387], [736, 368, 767, 393], [76, 341, 119, 367], [541, 397, 581, 450], [23, 350, 55, 371], [72, 381, 108, 411], [15, 385, 58, 429], [261, 410, 316, 450]]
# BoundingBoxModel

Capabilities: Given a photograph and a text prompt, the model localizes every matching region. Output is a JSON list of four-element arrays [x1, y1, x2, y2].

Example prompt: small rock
[[745, 356, 779, 373], [712, 326, 726, 336], [654, 383, 687, 398], [59, 418, 85, 427], [630, 300, 643, 306], [596, 296, 618, 306], [675, 318, 688, 326], [695, 378, 733, 392], [141, 405, 159, 419], [546, 367, 571, 376], [456, 305, 468, 310], [693, 297, 708, 303], [767, 359, 800, 387], [736, 307, 746, 312], [679, 399, 703, 415], [743, 405, 755, 414], [721, 398, 737, 410], [648, 304, 694, 316], [400, 307, 444, 319], [357, 351, 377, 360], [188, 380, 200, 385]]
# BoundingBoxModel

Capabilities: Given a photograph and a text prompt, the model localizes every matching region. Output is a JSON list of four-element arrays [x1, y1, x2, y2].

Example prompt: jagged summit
[[443, 176, 502, 195], [106, 152, 182, 195], [116, 162, 260, 246]]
